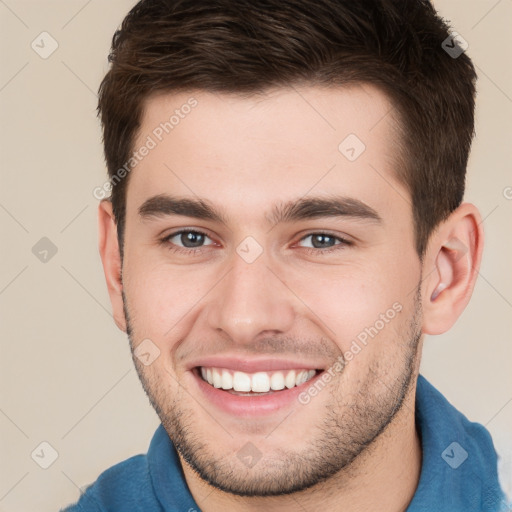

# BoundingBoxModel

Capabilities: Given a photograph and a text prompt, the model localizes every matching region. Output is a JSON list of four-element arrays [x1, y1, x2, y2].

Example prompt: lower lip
[[191, 368, 324, 417]]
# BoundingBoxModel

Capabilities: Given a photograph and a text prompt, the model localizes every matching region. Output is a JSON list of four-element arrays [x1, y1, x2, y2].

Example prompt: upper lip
[[188, 356, 326, 373]]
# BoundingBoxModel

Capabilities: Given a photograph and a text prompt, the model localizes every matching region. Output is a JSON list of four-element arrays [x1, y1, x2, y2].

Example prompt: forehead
[[127, 84, 407, 220]]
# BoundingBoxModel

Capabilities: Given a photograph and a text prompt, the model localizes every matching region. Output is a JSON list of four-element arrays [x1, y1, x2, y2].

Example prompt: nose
[[206, 250, 296, 346]]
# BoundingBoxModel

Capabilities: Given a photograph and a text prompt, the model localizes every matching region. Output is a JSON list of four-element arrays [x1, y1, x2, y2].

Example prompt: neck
[[181, 385, 422, 512]]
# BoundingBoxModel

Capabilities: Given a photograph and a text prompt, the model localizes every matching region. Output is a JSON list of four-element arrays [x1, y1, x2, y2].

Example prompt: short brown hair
[[98, 0, 477, 258]]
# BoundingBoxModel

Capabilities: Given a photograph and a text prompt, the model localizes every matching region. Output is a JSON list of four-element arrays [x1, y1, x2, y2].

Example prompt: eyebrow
[[268, 195, 382, 225], [138, 193, 382, 226]]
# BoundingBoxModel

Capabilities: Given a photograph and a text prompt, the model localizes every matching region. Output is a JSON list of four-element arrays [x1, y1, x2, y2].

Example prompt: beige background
[[0, 1, 511, 511]]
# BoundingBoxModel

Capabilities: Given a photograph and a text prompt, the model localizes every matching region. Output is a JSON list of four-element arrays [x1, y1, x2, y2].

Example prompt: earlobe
[[422, 203, 484, 335], [98, 200, 127, 332]]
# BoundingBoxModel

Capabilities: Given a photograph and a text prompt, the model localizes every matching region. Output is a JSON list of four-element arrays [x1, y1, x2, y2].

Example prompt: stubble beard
[[123, 287, 422, 497]]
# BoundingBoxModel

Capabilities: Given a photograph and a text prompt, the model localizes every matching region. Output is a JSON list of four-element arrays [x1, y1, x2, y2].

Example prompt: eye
[[159, 229, 352, 256], [296, 232, 351, 253], [160, 229, 216, 254]]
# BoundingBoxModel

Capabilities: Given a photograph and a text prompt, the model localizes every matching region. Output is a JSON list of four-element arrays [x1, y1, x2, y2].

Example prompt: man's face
[[120, 85, 423, 495]]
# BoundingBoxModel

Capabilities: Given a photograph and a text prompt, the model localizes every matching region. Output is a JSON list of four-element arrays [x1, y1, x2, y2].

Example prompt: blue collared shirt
[[62, 374, 509, 511]]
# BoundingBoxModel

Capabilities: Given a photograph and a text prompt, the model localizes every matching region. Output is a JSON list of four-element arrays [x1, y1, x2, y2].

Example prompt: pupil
[[182, 232, 204, 247], [312, 234, 334, 249]]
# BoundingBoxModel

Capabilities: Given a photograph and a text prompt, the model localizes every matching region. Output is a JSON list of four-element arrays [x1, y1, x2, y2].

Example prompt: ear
[[98, 199, 127, 332], [421, 202, 484, 335]]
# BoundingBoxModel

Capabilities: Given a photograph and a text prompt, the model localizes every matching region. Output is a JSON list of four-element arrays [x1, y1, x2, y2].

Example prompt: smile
[[198, 367, 318, 394]]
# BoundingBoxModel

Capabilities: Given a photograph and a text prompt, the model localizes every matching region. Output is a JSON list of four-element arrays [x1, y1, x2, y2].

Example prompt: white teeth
[[221, 369, 233, 390], [212, 369, 222, 388], [233, 371, 251, 392], [296, 370, 310, 386], [285, 370, 296, 389], [200, 367, 317, 392], [270, 372, 285, 390], [251, 372, 270, 392]]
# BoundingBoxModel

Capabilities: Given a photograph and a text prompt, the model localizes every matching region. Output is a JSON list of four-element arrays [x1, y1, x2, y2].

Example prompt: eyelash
[[159, 229, 352, 256]]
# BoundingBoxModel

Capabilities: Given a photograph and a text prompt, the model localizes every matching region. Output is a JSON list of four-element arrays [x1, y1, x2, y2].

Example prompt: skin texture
[[98, 85, 484, 511]]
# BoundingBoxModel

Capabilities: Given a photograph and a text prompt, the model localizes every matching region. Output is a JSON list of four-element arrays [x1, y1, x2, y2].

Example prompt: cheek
[[123, 255, 226, 357], [318, 284, 396, 346], [291, 263, 415, 355], [123, 260, 196, 337]]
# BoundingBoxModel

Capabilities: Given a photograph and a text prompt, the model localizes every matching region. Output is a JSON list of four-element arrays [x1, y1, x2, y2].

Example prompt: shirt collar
[[407, 374, 507, 511]]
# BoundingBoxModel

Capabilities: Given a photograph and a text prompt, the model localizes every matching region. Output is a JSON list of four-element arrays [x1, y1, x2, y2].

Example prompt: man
[[63, 0, 508, 510]]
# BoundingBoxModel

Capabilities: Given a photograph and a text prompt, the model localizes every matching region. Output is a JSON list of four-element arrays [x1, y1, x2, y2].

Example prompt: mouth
[[193, 366, 323, 396], [188, 356, 329, 416]]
